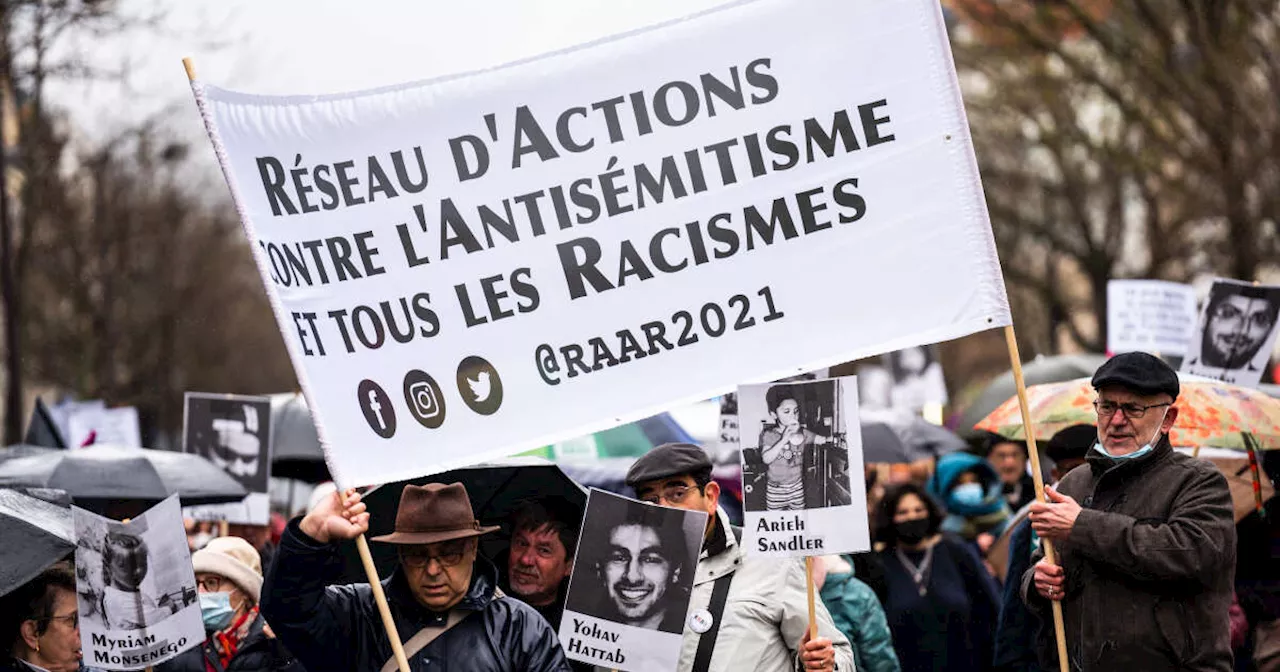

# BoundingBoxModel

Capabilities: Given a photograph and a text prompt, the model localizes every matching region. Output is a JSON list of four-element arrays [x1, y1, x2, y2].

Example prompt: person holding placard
[[1023, 353, 1236, 671], [624, 443, 853, 672], [1, 562, 92, 672], [261, 483, 570, 672]]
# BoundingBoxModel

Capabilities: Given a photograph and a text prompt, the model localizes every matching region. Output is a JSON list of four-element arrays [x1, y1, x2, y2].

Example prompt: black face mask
[[895, 518, 930, 545]]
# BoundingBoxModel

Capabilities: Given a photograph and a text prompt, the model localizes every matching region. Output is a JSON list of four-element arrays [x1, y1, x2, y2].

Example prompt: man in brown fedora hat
[[261, 483, 571, 672]]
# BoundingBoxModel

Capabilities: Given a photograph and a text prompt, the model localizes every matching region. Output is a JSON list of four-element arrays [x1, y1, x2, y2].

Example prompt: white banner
[[1106, 279, 1197, 356], [190, 0, 1010, 487], [68, 407, 142, 449], [74, 495, 203, 670], [1182, 278, 1280, 387], [738, 376, 870, 557]]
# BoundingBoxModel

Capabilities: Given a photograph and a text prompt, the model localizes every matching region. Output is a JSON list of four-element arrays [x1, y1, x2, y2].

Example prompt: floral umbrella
[[974, 375, 1280, 451]]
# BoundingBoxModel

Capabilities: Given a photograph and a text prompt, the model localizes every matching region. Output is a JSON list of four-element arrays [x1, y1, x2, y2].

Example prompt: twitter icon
[[457, 356, 504, 416]]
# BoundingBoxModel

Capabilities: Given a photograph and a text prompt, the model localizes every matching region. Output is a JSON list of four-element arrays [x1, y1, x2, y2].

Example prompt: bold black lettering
[[833, 177, 868, 223], [556, 107, 594, 153], [398, 204, 431, 268], [766, 125, 799, 170], [381, 297, 416, 344], [706, 212, 740, 259], [557, 237, 614, 299], [591, 96, 627, 143], [256, 156, 297, 216], [391, 147, 430, 193], [635, 156, 688, 209], [352, 231, 385, 276], [510, 267, 540, 313], [653, 81, 700, 127], [365, 156, 398, 202], [351, 305, 385, 349], [313, 164, 340, 209], [640, 320, 674, 355], [744, 198, 799, 250], [439, 198, 484, 260], [649, 228, 688, 273], [479, 201, 519, 247], [411, 293, 440, 337], [281, 243, 313, 286], [804, 110, 860, 164], [701, 67, 745, 116], [325, 236, 363, 281], [858, 99, 895, 147], [334, 160, 365, 206], [616, 240, 654, 286], [795, 186, 832, 234], [512, 105, 560, 168], [569, 178, 601, 225], [745, 58, 779, 104]]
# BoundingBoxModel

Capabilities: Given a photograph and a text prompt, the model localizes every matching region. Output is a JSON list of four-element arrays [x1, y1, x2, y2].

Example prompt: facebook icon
[[357, 379, 396, 439]]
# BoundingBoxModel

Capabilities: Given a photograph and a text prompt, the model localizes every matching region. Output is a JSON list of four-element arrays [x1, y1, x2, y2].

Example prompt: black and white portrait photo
[[1182, 279, 1280, 387], [740, 379, 852, 513], [74, 495, 203, 670], [718, 368, 828, 454], [857, 345, 948, 415], [738, 376, 871, 558], [183, 393, 273, 494], [563, 490, 702, 634], [559, 490, 705, 670]]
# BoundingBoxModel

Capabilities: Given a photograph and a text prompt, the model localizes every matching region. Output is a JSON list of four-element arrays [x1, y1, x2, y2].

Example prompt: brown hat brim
[[370, 524, 500, 545]]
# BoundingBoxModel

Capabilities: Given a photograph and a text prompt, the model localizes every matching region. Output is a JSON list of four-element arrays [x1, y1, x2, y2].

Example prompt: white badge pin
[[688, 608, 714, 634]]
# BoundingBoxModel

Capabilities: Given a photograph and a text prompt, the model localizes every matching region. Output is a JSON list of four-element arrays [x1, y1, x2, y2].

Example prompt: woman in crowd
[[158, 537, 301, 672], [1, 562, 86, 672], [926, 451, 1012, 557], [876, 483, 1000, 672]]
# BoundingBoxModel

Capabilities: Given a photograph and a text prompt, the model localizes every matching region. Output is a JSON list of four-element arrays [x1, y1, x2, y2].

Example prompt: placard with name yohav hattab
[[738, 375, 870, 557], [559, 489, 707, 671]]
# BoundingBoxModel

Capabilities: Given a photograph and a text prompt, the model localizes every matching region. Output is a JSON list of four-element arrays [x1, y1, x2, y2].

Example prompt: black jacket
[[993, 517, 1040, 672], [155, 614, 305, 672], [261, 519, 570, 672]]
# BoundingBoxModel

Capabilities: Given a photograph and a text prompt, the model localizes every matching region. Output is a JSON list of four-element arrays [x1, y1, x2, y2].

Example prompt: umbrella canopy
[[341, 457, 587, 581], [955, 354, 1109, 436], [518, 412, 695, 461], [0, 488, 75, 597], [975, 375, 1280, 450], [0, 445, 248, 510], [861, 410, 968, 463], [268, 393, 330, 483], [1, 444, 61, 463], [1175, 447, 1276, 522]]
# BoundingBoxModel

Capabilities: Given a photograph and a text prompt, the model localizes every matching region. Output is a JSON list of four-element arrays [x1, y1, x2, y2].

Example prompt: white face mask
[[1095, 406, 1170, 460]]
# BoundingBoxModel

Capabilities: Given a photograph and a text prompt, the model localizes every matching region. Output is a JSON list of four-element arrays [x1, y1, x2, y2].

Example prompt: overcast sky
[[53, 0, 724, 150]]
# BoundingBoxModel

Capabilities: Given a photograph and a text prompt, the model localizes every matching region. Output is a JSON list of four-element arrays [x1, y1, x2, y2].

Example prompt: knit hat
[[192, 536, 262, 603]]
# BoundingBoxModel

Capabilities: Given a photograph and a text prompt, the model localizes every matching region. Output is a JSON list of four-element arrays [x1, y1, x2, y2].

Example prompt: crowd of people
[[2, 352, 1278, 671]]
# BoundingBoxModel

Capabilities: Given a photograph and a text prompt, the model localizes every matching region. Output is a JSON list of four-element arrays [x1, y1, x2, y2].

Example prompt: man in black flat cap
[[1021, 352, 1236, 671], [624, 443, 853, 672], [261, 483, 570, 672]]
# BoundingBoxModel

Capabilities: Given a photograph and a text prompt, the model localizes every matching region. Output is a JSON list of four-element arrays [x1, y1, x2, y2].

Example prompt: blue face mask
[[1094, 407, 1169, 461], [199, 592, 235, 632], [951, 482, 986, 507]]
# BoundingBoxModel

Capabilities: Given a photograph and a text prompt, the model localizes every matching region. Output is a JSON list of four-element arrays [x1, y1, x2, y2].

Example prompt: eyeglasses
[[639, 483, 700, 506], [197, 576, 225, 592], [1211, 303, 1276, 332], [39, 613, 79, 629], [400, 542, 469, 569], [1094, 400, 1171, 420]]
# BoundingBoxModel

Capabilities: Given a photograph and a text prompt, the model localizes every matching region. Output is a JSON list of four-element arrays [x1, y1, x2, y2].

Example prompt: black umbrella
[[955, 353, 1108, 435], [0, 445, 248, 513], [860, 410, 968, 463], [24, 398, 67, 448], [0, 488, 75, 597], [339, 457, 586, 582], [269, 393, 331, 483]]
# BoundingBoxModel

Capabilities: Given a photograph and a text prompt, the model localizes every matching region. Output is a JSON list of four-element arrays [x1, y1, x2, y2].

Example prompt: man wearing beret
[[625, 443, 854, 672], [261, 483, 570, 671], [1022, 352, 1236, 670]]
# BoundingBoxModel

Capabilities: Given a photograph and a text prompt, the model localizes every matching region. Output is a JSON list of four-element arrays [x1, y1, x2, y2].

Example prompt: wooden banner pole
[[804, 556, 818, 641], [1004, 325, 1069, 672], [181, 56, 411, 672], [219, 520, 230, 537]]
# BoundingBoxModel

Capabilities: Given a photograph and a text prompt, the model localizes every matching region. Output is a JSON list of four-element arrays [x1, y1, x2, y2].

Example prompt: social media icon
[[457, 356, 503, 416], [357, 379, 396, 439], [402, 370, 446, 429]]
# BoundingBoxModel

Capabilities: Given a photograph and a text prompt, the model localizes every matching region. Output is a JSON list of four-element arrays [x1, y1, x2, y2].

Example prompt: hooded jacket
[[261, 519, 570, 672], [927, 452, 1011, 540], [1020, 437, 1236, 671], [818, 556, 901, 672]]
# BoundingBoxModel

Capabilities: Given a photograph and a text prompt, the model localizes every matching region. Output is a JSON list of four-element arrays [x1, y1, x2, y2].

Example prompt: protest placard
[[67, 406, 142, 448], [1182, 278, 1280, 387], [190, 0, 1009, 488], [74, 495, 202, 670], [738, 376, 869, 557], [1106, 279, 1197, 356], [858, 346, 948, 417], [181, 392, 273, 525], [560, 489, 706, 671]]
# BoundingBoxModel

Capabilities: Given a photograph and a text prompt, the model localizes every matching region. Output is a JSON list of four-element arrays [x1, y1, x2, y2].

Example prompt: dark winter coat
[[993, 517, 1040, 672], [1021, 438, 1236, 671], [261, 519, 570, 672], [155, 613, 304, 672]]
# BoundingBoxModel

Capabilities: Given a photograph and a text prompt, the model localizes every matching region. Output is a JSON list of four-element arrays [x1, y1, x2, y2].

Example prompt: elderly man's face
[[1206, 295, 1277, 366], [602, 523, 675, 627], [1095, 386, 1177, 456], [399, 538, 477, 611]]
